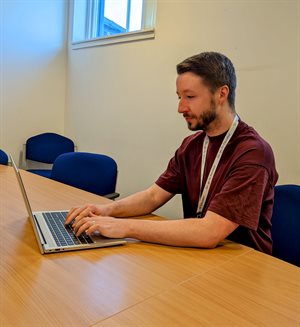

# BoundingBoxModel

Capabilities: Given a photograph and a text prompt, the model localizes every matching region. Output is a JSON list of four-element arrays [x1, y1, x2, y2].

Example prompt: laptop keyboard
[[43, 212, 94, 246]]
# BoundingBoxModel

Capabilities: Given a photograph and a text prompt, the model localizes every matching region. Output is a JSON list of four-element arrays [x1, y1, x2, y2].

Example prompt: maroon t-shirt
[[155, 120, 278, 254]]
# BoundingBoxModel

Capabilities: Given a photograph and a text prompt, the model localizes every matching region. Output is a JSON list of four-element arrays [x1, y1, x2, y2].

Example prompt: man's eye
[[187, 95, 194, 99]]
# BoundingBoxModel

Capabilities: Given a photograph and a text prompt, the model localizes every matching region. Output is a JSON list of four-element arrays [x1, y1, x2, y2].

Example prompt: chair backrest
[[50, 152, 118, 197], [271, 184, 300, 266], [0, 149, 8, 165], [26, 133, 75, 164]]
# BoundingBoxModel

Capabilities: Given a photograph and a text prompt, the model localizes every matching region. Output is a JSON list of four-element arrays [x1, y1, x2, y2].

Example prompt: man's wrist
[[101, 202, 118, 217]]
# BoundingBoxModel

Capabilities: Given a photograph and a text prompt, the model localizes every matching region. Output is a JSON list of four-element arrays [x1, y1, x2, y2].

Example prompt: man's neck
[[205, 109, 236, 137]]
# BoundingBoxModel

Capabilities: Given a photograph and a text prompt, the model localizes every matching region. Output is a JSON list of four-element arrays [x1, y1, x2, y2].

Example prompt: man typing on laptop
[[65, 52, 278, 254]]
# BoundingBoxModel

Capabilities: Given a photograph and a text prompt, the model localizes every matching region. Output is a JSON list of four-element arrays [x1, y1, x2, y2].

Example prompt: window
[[71, 0, 156, 48]]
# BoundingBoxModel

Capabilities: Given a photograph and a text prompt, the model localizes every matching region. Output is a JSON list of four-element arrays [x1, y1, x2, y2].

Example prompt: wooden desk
[[1, 165, 299, 326]]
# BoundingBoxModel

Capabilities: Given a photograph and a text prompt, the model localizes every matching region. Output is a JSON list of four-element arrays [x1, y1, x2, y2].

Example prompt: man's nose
[[178, 98, 188, 113]]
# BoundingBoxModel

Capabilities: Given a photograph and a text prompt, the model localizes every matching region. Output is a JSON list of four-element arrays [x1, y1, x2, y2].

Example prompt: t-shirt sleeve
[[208, 164, 269, 230], [155, 151, 182, 195]]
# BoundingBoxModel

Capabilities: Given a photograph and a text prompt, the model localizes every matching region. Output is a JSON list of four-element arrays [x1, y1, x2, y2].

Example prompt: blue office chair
[[271, 184, 300, 267], [24, 132, 75, 178], [0, 149, 8, 165], [50, 152, 119, 199]]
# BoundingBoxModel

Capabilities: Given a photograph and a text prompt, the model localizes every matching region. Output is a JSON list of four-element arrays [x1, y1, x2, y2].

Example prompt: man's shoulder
[[236, 120, 273, 152], [233, 120, 277, 171]]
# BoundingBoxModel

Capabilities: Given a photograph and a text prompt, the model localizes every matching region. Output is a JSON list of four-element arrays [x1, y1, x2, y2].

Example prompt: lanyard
[[196, 115, 239, 218]]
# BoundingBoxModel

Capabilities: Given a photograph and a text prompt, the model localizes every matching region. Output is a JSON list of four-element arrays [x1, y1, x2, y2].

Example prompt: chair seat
[[27, 169, 52, 179]]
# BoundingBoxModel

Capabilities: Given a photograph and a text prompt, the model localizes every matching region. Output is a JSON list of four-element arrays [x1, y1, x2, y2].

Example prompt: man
[[65, 52, 278, 254]]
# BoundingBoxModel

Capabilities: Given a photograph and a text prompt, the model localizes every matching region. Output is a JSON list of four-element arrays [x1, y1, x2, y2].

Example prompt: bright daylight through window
[[71, 0, 156, 48]]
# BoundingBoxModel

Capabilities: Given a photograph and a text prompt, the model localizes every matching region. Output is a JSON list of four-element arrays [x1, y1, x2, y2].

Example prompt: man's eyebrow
[[177, 88, 193, 94]]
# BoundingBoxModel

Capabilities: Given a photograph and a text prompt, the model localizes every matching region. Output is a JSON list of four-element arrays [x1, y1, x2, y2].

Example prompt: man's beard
[[186, 100, 217, 131]]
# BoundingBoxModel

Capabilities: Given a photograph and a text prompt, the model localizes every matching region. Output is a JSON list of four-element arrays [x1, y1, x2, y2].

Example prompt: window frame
[[69, 0, 156, 49]]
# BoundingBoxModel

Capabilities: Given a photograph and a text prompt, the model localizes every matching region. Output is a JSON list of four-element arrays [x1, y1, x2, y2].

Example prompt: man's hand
[[65, 203, 111, 226], [72, 214, 130, 239]]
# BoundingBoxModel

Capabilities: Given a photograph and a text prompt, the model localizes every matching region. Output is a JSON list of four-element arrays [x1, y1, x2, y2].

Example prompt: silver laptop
[[10, 154, 126, 254]]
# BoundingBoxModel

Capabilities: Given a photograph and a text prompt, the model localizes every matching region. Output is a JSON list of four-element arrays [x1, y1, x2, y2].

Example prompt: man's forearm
[[125, 218, 216, 248], [105, 190, 156, 217], [124, 210, 239, 248], [104, 184, 173, 218]]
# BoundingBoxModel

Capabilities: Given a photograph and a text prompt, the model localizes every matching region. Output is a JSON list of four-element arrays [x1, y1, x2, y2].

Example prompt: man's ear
[[218, 85, 229, 105]]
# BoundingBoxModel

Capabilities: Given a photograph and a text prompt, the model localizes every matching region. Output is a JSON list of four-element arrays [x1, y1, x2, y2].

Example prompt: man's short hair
[[176, 52, 236, 109]]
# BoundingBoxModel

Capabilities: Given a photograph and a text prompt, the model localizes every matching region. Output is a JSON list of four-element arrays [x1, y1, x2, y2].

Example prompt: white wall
[[0, 0, 68, 164], [66, 0, 300, 218]]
